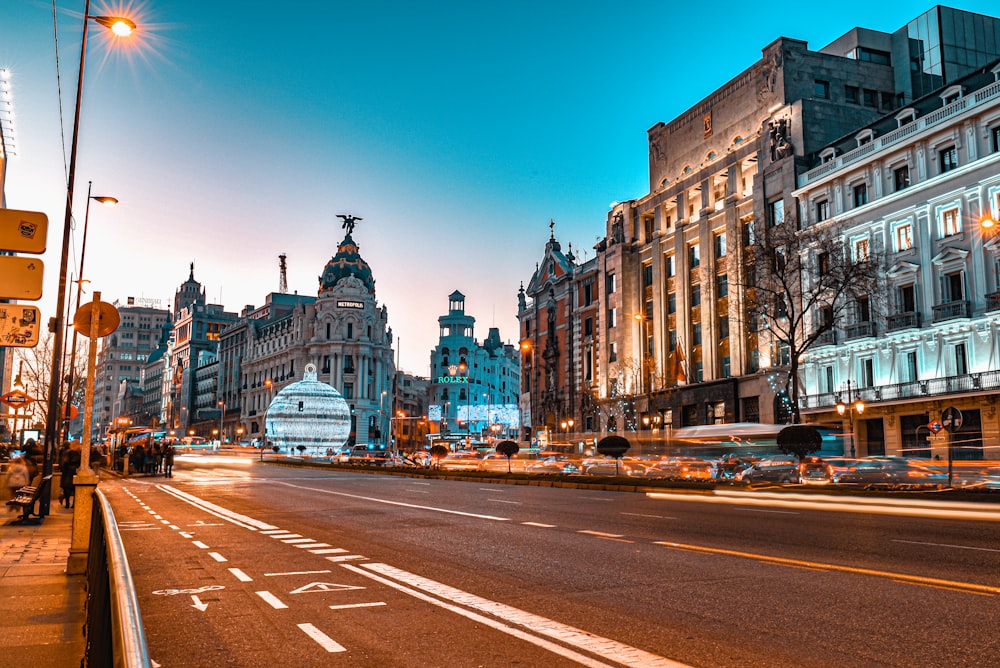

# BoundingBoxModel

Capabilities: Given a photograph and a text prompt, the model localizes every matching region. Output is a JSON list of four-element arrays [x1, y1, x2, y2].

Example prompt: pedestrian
[[5, 456, 31, 507], [154, 443, 164, 475], [59, 442, 82, 508], [24, 438, 43, 470], [132, 443, 145, 475], [163, 443, 175, 478]]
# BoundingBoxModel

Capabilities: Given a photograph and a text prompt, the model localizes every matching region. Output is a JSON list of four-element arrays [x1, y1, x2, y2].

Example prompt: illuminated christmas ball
[[265, 363, 351, 452]]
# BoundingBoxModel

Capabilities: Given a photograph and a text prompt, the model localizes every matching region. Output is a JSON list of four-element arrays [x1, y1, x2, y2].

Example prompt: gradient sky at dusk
[[2, 1, 998, 374]]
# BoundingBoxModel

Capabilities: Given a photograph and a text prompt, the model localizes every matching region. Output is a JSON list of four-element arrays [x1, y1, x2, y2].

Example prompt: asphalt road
[[104, 454, 1000, 667]]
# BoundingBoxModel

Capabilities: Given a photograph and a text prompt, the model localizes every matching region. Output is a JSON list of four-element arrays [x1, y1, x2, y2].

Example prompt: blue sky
[[3, 1, 999, 374]]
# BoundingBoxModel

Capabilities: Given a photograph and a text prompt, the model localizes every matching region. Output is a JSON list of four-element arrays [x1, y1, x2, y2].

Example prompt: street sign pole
[[941, 407, 963, 489]]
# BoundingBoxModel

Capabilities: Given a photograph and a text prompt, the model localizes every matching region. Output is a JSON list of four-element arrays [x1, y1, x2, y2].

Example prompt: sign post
[[941, 407, 963, 488]]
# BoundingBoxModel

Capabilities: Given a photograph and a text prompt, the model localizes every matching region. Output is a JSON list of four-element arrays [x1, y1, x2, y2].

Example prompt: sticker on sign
[[0, 304, 41, 347]]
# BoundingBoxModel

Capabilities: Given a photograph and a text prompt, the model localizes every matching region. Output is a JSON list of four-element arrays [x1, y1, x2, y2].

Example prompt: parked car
[[643, 457, 716, 481], [834, 458, 948, 489], [525, 456, 581, 474], [798, 456, 834, 484], [582, 457, 647, 477], [715, 455, 759, 481], [478, 452, 536, 473], [737, 457, 799, 484]]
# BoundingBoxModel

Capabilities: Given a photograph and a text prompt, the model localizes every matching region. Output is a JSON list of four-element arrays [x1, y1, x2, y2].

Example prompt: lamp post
[[261, 378, 272, 460], [217, 399, 225, 447], [40, 4, 135, 518], [836, 379, 865, 457], [62, 182, 117, 442]]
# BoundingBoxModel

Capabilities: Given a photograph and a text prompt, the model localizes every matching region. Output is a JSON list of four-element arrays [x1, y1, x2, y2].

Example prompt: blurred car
[[348, 448, 399, 466], [798, 456, 834, 484], [714, 455, 759, 481], [525, 456, 581, 474], [478, 452, 536, 473], [403, 451, 432, 468], [582, 457, 647, 477], [737, 457, 799, 484], [438, 451, 483, 471], [835, 458, 948, 489], [643, 457, 716, 481]]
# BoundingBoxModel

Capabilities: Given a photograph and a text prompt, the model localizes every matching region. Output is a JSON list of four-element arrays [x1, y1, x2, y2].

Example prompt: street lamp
[[836, 380, 865, 457], [217, 399, 225, 446], [41, 3, 136, 517], [63, 182, 118, 441]]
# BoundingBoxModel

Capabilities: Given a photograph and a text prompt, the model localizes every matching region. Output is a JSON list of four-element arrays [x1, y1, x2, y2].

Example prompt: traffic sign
[[0, 209, 48, 253], [0, 304, 41, 347], [0, 255, 44, 300], [0, 389, 36, 409], [941, 407, 963, 433], [927, 420, 943, 434]]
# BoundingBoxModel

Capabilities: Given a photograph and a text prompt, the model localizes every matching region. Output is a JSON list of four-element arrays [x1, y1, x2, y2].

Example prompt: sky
[[3, 1, 999, 375]]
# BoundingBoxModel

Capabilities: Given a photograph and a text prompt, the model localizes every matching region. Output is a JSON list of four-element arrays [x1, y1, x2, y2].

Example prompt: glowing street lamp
[[41, 2, 137, 517], [836, 380, 865, 457]]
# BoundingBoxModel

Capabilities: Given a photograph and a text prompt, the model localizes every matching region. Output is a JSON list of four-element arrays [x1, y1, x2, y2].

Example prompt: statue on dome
[[337, 214, 362, 235]]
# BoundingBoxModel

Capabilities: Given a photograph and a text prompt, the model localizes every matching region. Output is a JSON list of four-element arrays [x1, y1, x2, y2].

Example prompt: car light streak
[[652, 541, 999, 596], [646, 490, 1000, 521], [345, 562, 689, 668], [892, 539, 1000, 553]]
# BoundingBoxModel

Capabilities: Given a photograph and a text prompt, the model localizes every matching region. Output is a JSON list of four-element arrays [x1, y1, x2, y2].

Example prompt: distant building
[[428, 291, 520, 444]]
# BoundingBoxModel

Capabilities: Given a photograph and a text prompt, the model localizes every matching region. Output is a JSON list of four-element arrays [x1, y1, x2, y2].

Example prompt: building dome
[[265, 364, 351, 453], [319, 234, 375, 295]]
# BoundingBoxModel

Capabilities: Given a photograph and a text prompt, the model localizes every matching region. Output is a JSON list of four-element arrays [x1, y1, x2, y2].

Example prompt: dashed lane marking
[[208, 552, 227, 563], [229, 568, 253, 582], [256, 591, 288, 609], [522, 522, 556, 528], [326, 555, 367, 563], [192, 541, 210, 549], [329, 602, 386, 610], [310, 548, 349, 555], [297, 623, 346, 653], [264, 570, 332, 577]]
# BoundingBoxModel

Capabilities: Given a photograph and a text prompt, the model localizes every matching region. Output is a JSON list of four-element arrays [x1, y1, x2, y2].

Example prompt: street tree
[[495, 439, 519, 473], [776, 424, 822, 462], [738, 211, 882, 422]]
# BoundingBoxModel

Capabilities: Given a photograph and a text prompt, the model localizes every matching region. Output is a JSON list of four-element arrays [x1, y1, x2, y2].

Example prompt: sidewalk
[[0, 499, 87, 667]]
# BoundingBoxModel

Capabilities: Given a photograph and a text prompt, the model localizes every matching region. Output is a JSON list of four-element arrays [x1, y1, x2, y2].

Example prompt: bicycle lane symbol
[[153, 585, 225, 596]]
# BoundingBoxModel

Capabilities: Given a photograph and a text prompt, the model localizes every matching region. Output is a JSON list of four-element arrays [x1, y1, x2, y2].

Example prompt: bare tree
[[740, 213, 883, 422], [11, 329, 89, 434]]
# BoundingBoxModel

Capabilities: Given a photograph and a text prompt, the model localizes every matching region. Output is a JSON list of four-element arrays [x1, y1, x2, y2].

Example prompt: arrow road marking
[[191, 595, 208, 612]]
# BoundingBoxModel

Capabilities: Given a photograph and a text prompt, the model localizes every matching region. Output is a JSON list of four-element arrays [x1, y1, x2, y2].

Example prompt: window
[[642, 263, 653, 287], [862, 89, 878, 107], [992, 126, 1000, 153], [346, 322, 353, 339], [667, 292, 676, 314], [861, 358, 874, 387], [815, 199, 830, 222], [854, 237, 870, 262], [903, 351, 918, 382], [943, 271, 964, 302], [898, 284, 916, 312], [894, 221, 914, 251], [939, 146, 958, 173], [742, 396, 760, 422], [608, 342, 617, 363], [606, 308, 616, 328], [955, 343, 968, 376], [852, 183, 868, 207], [690, 284, 701, 307], [893, 165, 910, 191], [857, 296, 872, 322], [767, 199, 784, 227], [344, 383, 354, 400], [814, 80, 830, 99], [693, 324, 702, 346], [714, 232, 727, 258], [824, 366, 835, 393], [665, 254, 675, 277], [605, 273, 616, 294], [858, 47, 890, 65], [718, 315, 729, 339], [941, 206, 960, 236], [717, 273, 728, 298], [583, 317, 593, 337], [749, 349, 760, 373], [742, 218, 756, 247], [845, 85, 859, 104], [689, 244, 700, 268], [817, 251, 830, 275]]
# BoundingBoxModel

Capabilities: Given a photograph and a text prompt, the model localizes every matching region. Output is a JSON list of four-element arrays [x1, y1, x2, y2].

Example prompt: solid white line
[[192, 541, 210, 549], [310, 548, 349, 555], [273, 481, 511, 521], [329, 602, 386, 610], [156, 485, 277, 530], [264, 570, 332, 577], [346, 563, 687, 667], [893, 539, 1000, 553], [411, 482, 431, 486], [522, 522, 556, 528], [229, 568, 252, 582], [489, 499, 521, 504], [208, 552, 227, 563], [256, 591, 288, 609], [297, 623, 346, 652]]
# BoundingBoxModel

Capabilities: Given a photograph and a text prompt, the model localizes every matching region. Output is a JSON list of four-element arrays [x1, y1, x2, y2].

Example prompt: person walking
[[59, 442, 82, 508]]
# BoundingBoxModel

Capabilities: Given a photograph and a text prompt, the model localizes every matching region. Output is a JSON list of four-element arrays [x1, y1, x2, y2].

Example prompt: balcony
[[814, 329, 837, 346], [844, 321, 876, 341], [886, 311, 921, 332], [799, 368, 1000, 410], [986, 292, 1000, 312], [932, 300, 971, 322]]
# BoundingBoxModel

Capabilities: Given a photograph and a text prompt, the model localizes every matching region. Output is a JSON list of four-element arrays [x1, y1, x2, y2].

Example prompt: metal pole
[[42, 0, 91, 518], [63, 181, 94, 442]]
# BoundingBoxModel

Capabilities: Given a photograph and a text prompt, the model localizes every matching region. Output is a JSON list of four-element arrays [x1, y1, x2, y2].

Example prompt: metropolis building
[[519, 6, 1000, 457]]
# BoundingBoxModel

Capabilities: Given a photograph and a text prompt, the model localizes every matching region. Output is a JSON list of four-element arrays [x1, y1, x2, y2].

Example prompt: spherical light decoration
[[265, 363, 351, 453]]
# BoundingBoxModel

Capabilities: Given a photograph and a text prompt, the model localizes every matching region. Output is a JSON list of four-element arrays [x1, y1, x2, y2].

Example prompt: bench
[[6, 474, 53, 524]]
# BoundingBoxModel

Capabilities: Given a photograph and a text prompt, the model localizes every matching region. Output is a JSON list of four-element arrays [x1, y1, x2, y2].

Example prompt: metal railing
[[800, 368, 1000, 410], [85, 488, 151, 668]]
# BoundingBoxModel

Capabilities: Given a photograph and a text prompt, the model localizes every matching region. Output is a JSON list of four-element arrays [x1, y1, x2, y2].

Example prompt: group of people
[[4, 440, 41, 510], [114, 440, 175, 478]]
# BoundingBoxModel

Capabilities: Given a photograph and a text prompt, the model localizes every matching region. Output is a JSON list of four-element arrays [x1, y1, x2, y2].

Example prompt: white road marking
[[346, 563, 688, 667], [290, 582, 365, 594], [153, 514, 163, 519], [489, 499, 521, 504], [264, 570, 332, 577], [736, 507, 799, 515], [190, 595, 208, 612], [272, 534, 303, 540], [281, 538, 316, 544], [297, 623, 346, 653], [229, 568, 253, 582], [169, 525, 180, 531], [579, 530, 625, 539], [179, 532, 193, 539], [522, 522, 556, 528], [893, 539, 1000, 553], [622, 512, 677, 520], [326, 555, 367, 563], [192, 541, 210, 549], [329, 602, 386, 610], [256, 591, 288, 609], [410, 482, 431, 485], [310, 548, 349, 554], [294, 542, 332, 549], [160, 520, 170, 525], [157, 485, 277, 530], [273, 481, 511, 521], [208, 552, 227, 563], [259, 529, 289, 535]]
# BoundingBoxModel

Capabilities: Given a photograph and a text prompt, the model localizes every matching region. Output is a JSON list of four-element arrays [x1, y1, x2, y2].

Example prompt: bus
[[666, 423, 845, 459]]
